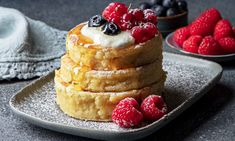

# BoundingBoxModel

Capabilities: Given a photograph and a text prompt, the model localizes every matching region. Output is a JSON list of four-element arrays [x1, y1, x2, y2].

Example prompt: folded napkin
[[0, 7, 67, 80]]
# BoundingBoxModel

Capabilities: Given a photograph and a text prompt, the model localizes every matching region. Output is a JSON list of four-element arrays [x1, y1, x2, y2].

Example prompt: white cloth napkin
[[0, 7, 67, 80]]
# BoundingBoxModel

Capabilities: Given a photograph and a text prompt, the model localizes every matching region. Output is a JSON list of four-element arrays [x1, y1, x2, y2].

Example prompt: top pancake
[[66, 23, 163, 70]]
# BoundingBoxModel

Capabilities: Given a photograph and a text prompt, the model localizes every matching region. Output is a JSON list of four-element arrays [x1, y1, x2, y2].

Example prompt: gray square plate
[[9, 52, 222, 141]]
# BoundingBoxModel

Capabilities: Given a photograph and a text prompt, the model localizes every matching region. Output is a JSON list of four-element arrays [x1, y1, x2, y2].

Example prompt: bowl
[[158, 12, 188, 37], [165, 32, 235, 62]]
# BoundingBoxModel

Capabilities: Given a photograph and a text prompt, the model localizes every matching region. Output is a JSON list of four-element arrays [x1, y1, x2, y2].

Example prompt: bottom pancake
[[54, 72, 166, 121]]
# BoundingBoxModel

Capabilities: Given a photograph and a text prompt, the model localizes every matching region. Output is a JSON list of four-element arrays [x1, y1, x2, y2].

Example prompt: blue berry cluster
[[139, 0, 188, 17]]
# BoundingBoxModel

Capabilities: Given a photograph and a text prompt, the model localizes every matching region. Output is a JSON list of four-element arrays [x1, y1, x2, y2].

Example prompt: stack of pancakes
[[54, 23, 166, 121]]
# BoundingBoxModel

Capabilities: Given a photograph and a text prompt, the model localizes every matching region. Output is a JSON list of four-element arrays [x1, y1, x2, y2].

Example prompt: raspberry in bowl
[[139, 0, 188, 37], [166, 8, 235, 62]]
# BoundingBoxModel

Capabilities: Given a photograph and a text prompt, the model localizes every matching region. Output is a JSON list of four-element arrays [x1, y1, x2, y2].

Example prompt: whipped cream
[[81, 24, 134, 48]]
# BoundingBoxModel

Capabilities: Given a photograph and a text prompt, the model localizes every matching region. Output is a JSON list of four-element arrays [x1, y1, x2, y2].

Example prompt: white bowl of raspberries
[[166, 8, 235, 62]]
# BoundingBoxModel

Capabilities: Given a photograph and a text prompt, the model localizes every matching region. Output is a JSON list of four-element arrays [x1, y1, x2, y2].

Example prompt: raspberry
[[117, 97, 140, 109], [233, 27, 235, 36], [218, 37, 235, 54], [119, 13, 133, 30], [144, 12, 157, 25], [122, 13, 133, 22], [112, 98, 143, 128], [173, 26, 190, 47], [183, 35, 202, 54], [140, 95, 167, 121], [131, 22, 158, 43], [190, 8, 222, 36], [198, 36, 222, 55], [129, 8, 144, 23], [102, 2, 128, 21], [214, 20, 233, 40], [110, 15, 122, 26], [143, 9, 157, 25], [145, 22, 159, 37], [119, 22, 133, 30]]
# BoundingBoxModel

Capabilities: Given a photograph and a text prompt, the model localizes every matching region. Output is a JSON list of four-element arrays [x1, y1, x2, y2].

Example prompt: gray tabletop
[[0, 0, 235, 141]]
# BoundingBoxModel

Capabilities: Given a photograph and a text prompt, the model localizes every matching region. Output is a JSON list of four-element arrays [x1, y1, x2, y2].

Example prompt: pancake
[[59, 54, 165, 92], [55, 72, 165, 121], [66, 23, 163, 70]]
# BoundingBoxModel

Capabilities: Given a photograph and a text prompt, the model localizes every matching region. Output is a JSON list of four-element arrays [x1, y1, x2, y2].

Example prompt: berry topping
[[198, 36, 222, 55], [152, 5, 167, 17], [233, 27, 235, 36], [214, 19, 233, 41], [218, 37, 235, 54], [190, 8, 222, 36], [173, 26, 190, 47], [139, 2, 151, 10], [177, 0, 188, 11], [140, 95, 167, 121], [143, 9, 157, 24], [102, 2, 128, 22], [112, 98, 143, 128], [129, 8, 144, 23], [100, 2, 159, 42], [118, 13, 133, 30], [166, 8, 179, 16], [88, 15, 106, 27], [101, 22, 121, 35], [183, 35, 202, 54], [131, 22, 158, 43], [162, 0, 177, 8]]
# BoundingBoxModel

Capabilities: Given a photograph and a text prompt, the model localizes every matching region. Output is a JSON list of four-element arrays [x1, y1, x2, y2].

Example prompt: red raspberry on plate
[[173, 26, 190, 47], [140, 95, 167, 121], [198, 36, 222, 55], [183, 35, 202, 54], [117, 97, 140, 109], [112, 97, 143, 128], [214, 19, 233, 41], [102, 2, 128, 21], [218, 37, 235, 53], [190, 8, 222, 36], [131, 22, 158, 43]]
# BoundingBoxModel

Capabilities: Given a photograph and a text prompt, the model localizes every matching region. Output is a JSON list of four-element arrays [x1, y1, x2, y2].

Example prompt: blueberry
[[166, 8, 179, 16], [102, 22, 120, 35], [150, 0, 163, 5], [177, 0, 188, 11], [139, 2, 151, 10], [152, 5, 167, 16], [88, 15, 106, 27], [163, 0, 177, 8]]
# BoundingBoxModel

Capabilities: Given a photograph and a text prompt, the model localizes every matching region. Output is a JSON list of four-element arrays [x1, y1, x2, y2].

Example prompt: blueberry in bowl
[[139, 0, 188, 37]]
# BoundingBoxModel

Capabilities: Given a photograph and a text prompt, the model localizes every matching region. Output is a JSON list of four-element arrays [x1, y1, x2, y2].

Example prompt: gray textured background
[[0, 0, 235, 141]]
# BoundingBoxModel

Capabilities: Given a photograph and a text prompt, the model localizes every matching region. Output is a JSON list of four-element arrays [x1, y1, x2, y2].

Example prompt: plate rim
[[9, 52, 223, 141]]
